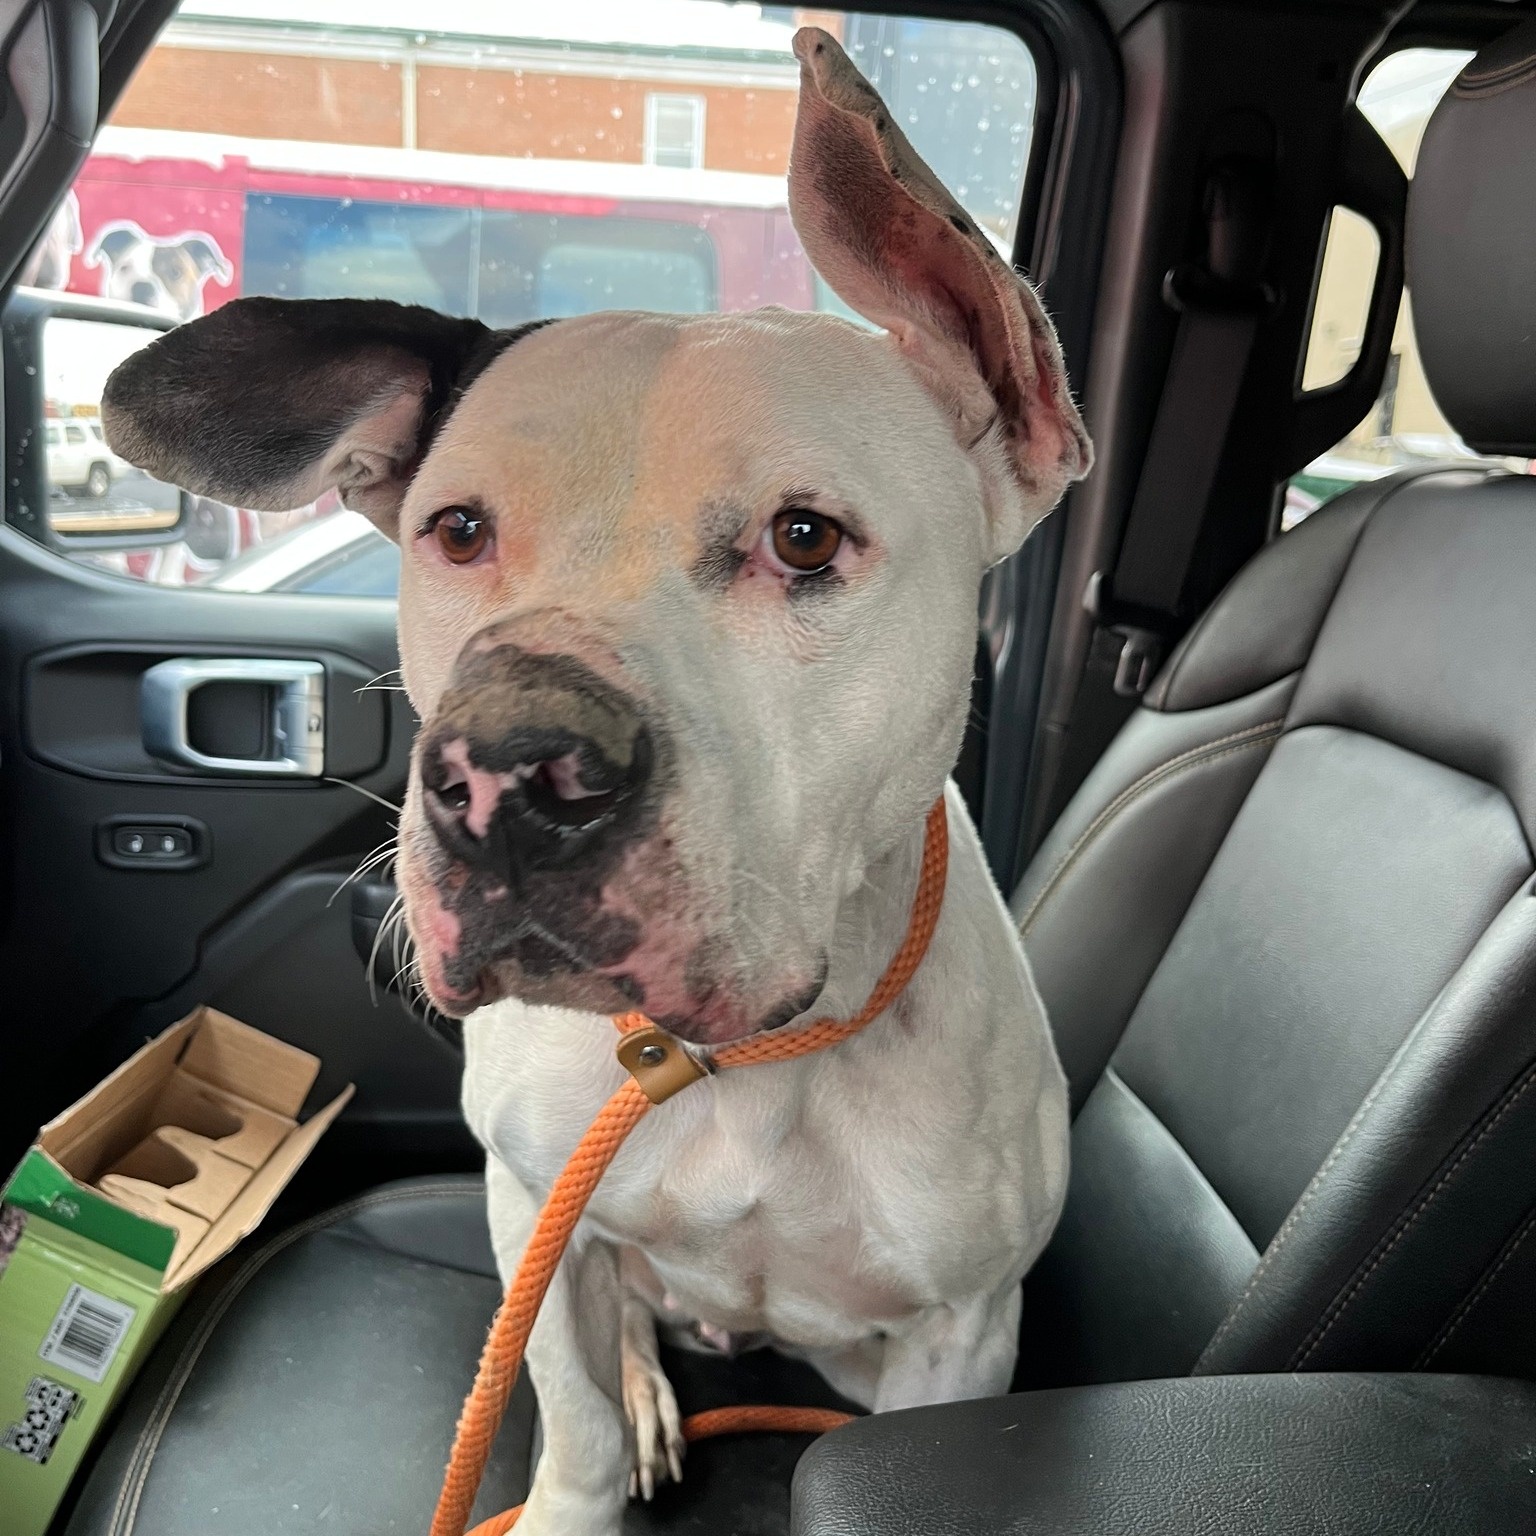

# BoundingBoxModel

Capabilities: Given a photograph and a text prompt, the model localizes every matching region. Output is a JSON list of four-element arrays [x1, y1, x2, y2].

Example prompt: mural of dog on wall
[[85, 221, 233, 321], [18, 192, 83, 292], [19, 200, 232, 323]]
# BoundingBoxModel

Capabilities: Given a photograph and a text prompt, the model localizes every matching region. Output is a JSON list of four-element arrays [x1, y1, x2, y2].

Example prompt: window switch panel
[[96, 816, 209, 871]]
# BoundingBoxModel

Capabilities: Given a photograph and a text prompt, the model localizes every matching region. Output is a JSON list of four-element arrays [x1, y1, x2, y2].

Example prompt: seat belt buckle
[[1084, 570, 1167, 699]]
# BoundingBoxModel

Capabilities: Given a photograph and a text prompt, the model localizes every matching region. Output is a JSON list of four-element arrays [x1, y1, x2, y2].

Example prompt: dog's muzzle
[[407, 634, 810, 1038], [408, 639, 669, 1011]]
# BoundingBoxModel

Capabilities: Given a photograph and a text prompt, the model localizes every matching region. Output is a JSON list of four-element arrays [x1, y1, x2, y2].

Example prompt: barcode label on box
[[37, 1285, 135, 1383]]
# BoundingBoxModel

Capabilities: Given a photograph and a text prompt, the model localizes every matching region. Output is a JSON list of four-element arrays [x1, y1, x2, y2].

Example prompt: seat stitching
[[1459, 47, 1536, 83], [1455, 50, 1536, 97], [1417, 1203, 1536, 1368], [1200, 876, 1534, 1373], [1194, 1060, 1402, 1371], [1289, 1061, 1536, 1369], [1017, 718, 1284, 939], [107, 1181, 482, 1536]]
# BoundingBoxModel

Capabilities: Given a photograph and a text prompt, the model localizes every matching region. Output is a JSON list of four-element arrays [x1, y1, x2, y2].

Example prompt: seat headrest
[[1406, 21, 1536, 458]]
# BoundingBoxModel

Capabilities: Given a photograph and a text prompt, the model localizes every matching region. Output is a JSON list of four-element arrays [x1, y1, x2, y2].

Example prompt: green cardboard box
[[0, 1008, 352, 1536]]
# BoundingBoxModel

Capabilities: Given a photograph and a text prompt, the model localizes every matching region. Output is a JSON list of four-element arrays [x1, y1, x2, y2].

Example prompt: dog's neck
[[784, 796, 944, 1034]]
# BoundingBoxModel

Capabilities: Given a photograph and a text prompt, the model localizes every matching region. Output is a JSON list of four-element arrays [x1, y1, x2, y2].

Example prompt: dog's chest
[[464, 1006, 1036, 1348], [598, 1084, 933, 1339]]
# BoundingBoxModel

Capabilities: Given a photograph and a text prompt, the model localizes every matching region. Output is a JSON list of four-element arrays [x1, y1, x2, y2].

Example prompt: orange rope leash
[[432, 797, 950, 1536]]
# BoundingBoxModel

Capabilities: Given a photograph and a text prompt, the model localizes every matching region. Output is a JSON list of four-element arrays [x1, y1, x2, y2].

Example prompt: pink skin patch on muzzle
[[433, 737, 608, 841], [407, 874, 486, 1014]]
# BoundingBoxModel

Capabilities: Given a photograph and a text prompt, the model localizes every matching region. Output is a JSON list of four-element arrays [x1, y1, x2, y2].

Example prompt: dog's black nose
[[424, 729, 652, 871], [421, 648, 654, 876], [129, 281, 158, 307]]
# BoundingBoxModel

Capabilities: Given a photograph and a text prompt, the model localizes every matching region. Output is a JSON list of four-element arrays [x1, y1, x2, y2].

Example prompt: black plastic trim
[[977, 0, 1123, 890]]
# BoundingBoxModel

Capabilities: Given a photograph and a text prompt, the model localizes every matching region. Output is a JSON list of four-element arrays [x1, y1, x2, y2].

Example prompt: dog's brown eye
[[771, 509, 843, 573], [432, 506, 490, 565]]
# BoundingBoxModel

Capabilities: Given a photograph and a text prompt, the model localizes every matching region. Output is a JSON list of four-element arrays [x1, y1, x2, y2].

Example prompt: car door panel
[[0, 522, 452, 1164]]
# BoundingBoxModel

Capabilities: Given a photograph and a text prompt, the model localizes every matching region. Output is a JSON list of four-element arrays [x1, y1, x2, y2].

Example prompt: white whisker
[[366, 891, 406, 1006], [323, 776, 403, 814], [329, 838, 399, 906]]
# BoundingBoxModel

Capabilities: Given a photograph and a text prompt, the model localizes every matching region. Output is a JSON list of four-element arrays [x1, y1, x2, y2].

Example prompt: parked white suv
[[45, 416, 123, 499]]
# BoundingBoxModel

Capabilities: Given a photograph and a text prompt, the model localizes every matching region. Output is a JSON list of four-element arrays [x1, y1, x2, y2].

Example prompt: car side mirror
[[3, 286, 195, 549]]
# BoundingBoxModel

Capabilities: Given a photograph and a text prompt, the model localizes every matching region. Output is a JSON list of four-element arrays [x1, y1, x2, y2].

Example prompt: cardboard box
[[0, 1008, 352, 1536]]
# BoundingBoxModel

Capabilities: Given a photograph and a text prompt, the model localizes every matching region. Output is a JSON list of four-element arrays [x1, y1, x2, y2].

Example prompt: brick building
[[114, 3, 808, 177], [107, 2, 1035, 238]]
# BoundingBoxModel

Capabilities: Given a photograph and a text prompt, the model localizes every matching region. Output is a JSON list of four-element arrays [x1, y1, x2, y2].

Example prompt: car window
[[1285, 49, 1534, 530], [20, 0, 1043, 595], [292, 538, 403, 598]]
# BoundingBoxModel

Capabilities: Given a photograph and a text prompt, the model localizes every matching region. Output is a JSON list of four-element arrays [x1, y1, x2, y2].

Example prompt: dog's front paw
[[622, 1347, 685, 1500]]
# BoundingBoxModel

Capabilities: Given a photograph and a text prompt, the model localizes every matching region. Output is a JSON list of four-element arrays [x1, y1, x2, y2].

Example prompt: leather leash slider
[[616, 1025, 709, 1104]]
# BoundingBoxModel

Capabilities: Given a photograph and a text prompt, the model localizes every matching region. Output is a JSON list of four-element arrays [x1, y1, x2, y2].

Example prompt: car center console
[[790, 1372, 1536, 1535]]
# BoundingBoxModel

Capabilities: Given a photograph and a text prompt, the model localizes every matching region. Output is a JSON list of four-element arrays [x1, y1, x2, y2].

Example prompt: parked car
[[208, 509, 400, 596], [43, 416, 122, 499]]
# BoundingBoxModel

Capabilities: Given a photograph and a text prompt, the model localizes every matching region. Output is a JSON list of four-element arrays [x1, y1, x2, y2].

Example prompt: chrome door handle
[[141, 658, 326, 777]]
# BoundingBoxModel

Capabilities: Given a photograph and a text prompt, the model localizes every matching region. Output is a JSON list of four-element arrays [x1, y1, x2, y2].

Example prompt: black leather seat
[[63, 1178, 538, 1536], [1014, 20, 1536, 1389], [60, 1174, 844, 1535], [63, 21, 1536, 1536]]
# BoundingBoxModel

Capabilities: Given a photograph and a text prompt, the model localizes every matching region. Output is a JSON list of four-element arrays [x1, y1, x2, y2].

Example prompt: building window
[[644, 94, 705, 170]]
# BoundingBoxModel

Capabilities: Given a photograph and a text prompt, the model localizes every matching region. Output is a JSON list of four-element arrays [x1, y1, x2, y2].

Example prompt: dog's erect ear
[[86, 225, 140, 269], [102, 296, 492, 535], [179, 236, 233, 285], [788, 27, 1091, 558]]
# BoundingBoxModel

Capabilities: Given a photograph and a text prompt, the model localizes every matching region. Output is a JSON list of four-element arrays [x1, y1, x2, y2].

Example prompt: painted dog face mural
[[87, 222, 232, 321]]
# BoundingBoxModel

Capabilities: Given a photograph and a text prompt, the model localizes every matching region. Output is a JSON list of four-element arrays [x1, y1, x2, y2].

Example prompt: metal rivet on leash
[[615, 1024, 710, 1104]]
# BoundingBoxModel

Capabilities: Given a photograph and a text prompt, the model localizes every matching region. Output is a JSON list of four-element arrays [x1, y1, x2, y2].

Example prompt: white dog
[[103, 28, 1088, 1534]]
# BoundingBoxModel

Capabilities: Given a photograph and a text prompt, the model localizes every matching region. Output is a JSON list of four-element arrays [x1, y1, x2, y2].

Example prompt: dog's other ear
[[103, 296, 491, 536], [788, 27, 1091, 560], [179, 235, 233, 285]]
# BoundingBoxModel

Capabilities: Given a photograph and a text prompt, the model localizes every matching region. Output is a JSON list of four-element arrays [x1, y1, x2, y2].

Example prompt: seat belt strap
[[1093, 156, 1275, 696], [1113, 303, 1259, 615]]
